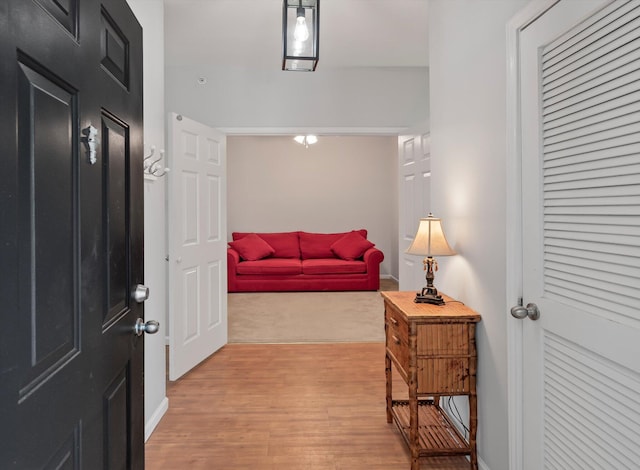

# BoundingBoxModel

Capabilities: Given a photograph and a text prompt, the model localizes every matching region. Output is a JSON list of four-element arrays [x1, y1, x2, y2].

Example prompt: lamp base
[[414, 287, 445, 305]]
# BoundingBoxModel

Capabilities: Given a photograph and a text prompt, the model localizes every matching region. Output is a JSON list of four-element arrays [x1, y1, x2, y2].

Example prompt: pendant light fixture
[[282, 0, 319, 71]]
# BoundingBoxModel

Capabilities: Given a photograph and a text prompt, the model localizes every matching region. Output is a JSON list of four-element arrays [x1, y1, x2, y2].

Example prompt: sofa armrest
[[363, 246, 384, 265], [363, 247, 384, 290], [227, 248, 241, 292], [227, 247, 241, 266]]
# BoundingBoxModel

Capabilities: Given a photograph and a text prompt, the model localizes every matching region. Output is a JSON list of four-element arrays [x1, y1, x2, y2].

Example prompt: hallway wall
[[429, 1, 529, 469]]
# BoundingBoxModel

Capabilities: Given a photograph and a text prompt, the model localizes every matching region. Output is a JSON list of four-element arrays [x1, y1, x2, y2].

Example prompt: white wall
[[227, 135, 398, 279], [125, 0, 168, 441], [428, 1, 528, 469], [165, 66, 429, 129]]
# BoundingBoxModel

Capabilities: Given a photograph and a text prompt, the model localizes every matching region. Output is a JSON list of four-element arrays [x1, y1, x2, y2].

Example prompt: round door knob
[[134, 318, 160, 336], [510, 303, 540, 321]]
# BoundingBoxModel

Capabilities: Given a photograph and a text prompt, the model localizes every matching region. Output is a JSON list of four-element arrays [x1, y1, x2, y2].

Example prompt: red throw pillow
[[233, 231, 300, 258], [330, 231, 375, 260], [299, 229, 367, 259], [228, 233, 275, 261]]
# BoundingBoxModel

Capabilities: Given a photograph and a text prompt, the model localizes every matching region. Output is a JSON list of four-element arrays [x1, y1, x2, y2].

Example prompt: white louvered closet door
[[520, 1, 640, 468]]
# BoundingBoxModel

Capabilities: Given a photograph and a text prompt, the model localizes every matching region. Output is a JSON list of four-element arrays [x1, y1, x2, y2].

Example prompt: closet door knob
[[510, 303, 540, 321]]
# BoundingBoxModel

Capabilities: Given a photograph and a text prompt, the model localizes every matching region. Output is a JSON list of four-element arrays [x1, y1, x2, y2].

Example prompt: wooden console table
[[381, 291, 481, 470]]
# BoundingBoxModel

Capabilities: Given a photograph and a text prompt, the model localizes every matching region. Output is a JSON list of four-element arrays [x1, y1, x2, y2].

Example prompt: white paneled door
[[168, 113, 227, 380], [398, 129, 431, 291], [519, 1, 640, 468]]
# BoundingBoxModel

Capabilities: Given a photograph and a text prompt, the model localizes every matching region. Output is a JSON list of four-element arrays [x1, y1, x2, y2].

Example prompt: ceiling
[[164, 0, 429, 70]]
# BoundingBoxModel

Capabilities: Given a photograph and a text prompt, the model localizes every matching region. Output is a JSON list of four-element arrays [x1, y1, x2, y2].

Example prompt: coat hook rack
[[151, 150, 170, 177], [143, 145, 156, 169], [143, 145, 169, 178]]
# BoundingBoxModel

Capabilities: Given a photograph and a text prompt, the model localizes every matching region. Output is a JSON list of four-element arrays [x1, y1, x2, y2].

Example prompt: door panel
[[104, 369, 131, 470], [0, 0, 145, 467], [101, 7, 131, 89], [103, 112, 131, 324], [16, 57, 80, 398], [519, 0, 640, 467], [34, 0, 79, 37]]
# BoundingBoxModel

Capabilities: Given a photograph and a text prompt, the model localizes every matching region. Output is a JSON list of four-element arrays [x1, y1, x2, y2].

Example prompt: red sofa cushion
[[299, 229, 368, 259], [233, 231, 300, 259], [228, 233, 275, 261], [302, 259, 367, 275], [330, 231, 375, 260], [236, 258, 302, 275]]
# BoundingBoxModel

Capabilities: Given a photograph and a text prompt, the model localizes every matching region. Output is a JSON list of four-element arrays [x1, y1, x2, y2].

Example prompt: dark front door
[[0, 0, 145, 468]]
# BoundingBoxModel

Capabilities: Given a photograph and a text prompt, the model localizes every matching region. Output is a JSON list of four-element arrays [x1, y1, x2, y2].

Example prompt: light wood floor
[[145, 342, 471, 470]]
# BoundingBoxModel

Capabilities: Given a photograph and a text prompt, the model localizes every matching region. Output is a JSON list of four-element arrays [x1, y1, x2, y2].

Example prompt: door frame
[[505, 1, 559, 469], [162, 125, 403, 376]]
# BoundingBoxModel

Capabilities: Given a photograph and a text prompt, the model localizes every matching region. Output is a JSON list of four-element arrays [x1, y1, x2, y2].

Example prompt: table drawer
[[385, 306, 408, 343], [416, 357, 472, 394], [386, 327, 408, 372], [414, 323, 474, 394], [385, 306, 409, 371]]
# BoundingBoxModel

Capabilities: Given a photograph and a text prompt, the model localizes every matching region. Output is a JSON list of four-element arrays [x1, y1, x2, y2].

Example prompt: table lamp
[[405, 213, 456, 305]]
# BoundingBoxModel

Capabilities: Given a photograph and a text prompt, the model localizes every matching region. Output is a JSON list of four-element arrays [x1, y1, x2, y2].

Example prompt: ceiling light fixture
[[282, 0, 319, 72], [294, 135, 318, 148]]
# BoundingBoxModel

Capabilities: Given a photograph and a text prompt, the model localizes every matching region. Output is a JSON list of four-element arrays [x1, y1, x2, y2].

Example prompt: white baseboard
[[145, 397, 169, 442], [440, 399, 491, 470]]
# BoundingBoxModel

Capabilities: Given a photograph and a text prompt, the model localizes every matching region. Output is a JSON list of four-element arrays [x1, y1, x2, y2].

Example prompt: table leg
[[469, 323, 478, 470], [409, 394, 420, 470], [469, 390, 478, 469], [385, 354, 392, 423], [409, 323, 419, 470]]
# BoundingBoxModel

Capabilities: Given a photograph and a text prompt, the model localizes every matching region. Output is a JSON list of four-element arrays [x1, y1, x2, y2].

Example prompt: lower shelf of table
[[390, 400, 471, 458]]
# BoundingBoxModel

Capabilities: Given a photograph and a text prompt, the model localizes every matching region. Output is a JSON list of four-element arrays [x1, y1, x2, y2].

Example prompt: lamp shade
[[282, 0, 319, 71], [406, 214, 456, 257]]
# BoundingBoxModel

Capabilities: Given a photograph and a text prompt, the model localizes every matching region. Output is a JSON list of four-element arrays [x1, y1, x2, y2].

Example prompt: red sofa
[[227, 230, 384, 292]]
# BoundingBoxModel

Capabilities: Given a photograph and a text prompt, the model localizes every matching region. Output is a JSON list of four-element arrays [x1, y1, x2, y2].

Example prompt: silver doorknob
[[134, 318, 160, 336], [132, 284, 149, 303], [510, 303, 540, 321]]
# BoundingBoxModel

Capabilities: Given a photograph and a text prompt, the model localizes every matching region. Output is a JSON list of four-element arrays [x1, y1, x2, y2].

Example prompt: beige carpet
[[228, 279, 398, 343]]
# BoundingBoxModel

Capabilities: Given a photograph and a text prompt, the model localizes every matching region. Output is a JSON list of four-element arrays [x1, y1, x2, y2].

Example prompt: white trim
[[439, 400, 491, 469], [144, 397, 169, 442], [505, 2, 560, 470], [478, 456, 491, 470], [218, 126, 407, 136]]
